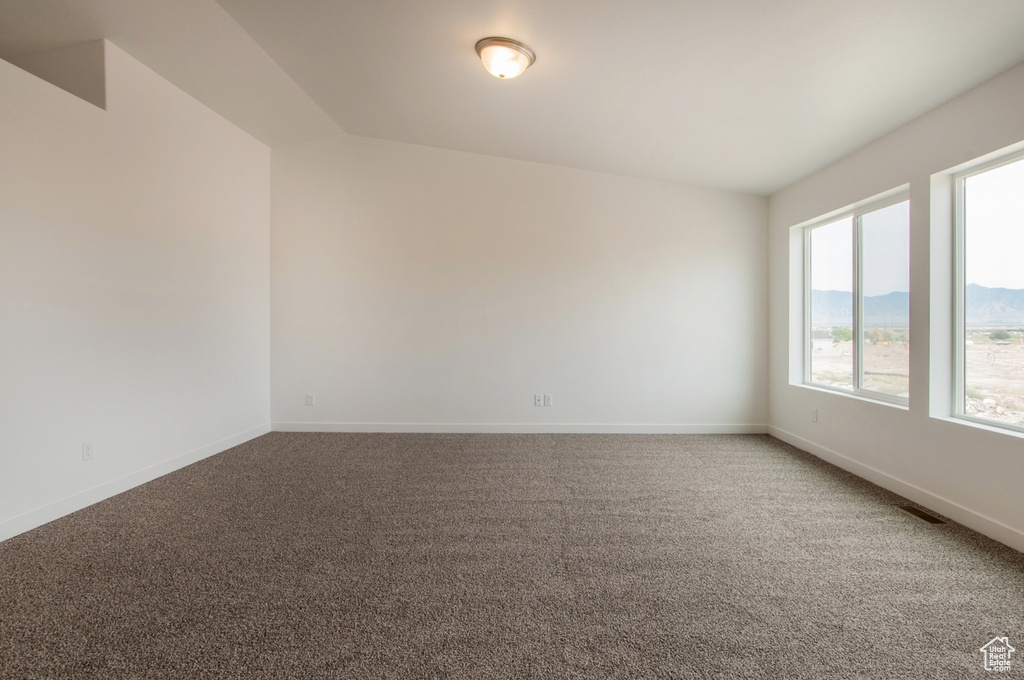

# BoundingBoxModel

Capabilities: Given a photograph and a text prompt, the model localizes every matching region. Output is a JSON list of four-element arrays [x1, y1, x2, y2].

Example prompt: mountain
[[810, 290, 909, 327], [864, 291, 911, 326], [809, 290, 855, 326], [810, 284, 1024, 327], [965, 284, 1024, 324]]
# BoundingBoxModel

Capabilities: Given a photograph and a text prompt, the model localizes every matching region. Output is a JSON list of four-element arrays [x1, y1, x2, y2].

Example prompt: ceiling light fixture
[[475, 37, 536, 79]]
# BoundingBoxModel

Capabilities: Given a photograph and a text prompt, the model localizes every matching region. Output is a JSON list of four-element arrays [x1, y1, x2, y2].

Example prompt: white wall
[[0, 42, 272, 540], [769, 62, 1024, 552], [271, 135, 768, 432]]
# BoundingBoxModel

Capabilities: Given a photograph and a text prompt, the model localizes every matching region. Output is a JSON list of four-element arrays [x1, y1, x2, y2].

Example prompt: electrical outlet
[[534, 394, 544, 406], [543, 394, 553, 406], [82, 442, 93, 462], [306, 393, 316, 406], [811, 408, 818, 423]]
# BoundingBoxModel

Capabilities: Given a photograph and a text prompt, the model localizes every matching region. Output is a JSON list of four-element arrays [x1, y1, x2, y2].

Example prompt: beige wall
[[271, 134, 769, 432], [0, 42, 272, 540]]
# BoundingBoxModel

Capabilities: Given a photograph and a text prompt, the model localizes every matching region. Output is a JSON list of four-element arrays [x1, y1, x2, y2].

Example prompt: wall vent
[[897, 505, 946, 524]]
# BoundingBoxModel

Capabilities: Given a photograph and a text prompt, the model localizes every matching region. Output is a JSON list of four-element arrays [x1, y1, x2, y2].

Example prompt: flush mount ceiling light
[[475, 37, 536, 79]]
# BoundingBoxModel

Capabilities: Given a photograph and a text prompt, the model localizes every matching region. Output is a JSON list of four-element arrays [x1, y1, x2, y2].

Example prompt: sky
[[862, 201, 910, 297], [810, 215, 853, 293], [965, 155, 1024, 289], [810, 202, 910, 297]]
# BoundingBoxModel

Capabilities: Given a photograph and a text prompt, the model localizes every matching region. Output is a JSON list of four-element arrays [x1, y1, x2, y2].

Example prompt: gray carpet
[[1, 433, 1022, 679]]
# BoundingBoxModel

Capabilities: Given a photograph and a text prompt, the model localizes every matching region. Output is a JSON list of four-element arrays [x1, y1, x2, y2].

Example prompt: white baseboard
[[273, 421, 769, 434], [0, 423, 271, 543], [769, 425, 1024, 554]]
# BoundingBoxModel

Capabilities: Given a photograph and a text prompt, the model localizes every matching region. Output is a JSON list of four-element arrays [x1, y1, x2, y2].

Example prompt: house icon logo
[[980, 636, 1015, 672]]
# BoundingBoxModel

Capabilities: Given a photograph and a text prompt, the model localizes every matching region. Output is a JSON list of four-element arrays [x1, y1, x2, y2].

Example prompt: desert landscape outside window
[[858, 201, 911, 398], [958, 152, 1024, 431], [808, 216, 853, 389], [805, 194, 910, 403]]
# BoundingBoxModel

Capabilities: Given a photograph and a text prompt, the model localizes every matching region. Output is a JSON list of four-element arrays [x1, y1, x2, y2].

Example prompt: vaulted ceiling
[[3, 0, 1024, 194]]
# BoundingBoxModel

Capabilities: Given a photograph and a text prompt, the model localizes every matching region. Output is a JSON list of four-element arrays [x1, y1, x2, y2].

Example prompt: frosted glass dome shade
[[475, 37, 536, 79]]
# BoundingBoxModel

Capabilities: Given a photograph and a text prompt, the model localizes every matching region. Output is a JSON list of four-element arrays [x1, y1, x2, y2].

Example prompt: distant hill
[[810, 284, 1024, 327], [965, 284, 1024, 324], [810, 290, 909, 327], [864, 291, 911, 326]]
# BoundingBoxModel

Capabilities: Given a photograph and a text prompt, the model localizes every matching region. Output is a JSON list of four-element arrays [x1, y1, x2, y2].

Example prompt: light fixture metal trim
[[475, 37, 536, 79]]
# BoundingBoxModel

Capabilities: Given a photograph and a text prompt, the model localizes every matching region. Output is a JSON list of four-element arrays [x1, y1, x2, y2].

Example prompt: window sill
[[793, 382, 910, 410], [939, 414, 1024, 439]]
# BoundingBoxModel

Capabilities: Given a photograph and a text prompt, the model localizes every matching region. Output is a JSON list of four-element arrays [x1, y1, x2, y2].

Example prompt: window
[[955, 152, 1024, 431], [804, 194, 910, 403]]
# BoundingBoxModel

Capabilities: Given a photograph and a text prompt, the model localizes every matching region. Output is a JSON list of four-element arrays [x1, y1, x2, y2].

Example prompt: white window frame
[[953, 148, 1024, 434], [803, 191, 910, 406]]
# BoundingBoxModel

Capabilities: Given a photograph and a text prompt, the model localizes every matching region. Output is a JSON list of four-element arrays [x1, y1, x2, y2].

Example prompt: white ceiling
[[0, 0, 341, 145], [3, 0, 1024, 194]]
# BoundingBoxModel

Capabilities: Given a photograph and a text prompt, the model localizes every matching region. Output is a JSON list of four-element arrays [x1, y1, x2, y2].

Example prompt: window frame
[[952, 148, 1024, 434], [802, 191, 911, 406]]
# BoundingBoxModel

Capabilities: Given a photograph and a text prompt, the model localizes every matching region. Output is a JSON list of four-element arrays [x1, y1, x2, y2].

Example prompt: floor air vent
[[897, 505, 946, 524]]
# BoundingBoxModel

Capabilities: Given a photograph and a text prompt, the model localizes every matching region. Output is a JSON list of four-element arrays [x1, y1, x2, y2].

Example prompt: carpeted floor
[[1, 433, 1022, 679]]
